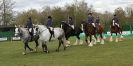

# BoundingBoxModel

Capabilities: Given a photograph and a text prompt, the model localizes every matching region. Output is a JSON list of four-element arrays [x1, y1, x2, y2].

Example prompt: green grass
[[0, 37, 133, 66]]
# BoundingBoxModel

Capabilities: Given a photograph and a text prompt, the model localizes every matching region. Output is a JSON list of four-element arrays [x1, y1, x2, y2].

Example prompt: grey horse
[[15, 27, 39, 55]]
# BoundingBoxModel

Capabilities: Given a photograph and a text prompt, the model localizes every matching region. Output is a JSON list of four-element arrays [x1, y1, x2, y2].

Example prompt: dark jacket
[[68, 19, 74, 25], [112, 17, 119, 24], [47, 19, 53, 27], [25, 19, 33, 28], [95, 18, 100, 24], [88, 16, 94, 23]]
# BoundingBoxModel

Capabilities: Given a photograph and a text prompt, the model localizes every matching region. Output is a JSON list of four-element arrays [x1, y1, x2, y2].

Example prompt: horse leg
[[35, 40, 39, 52], [42, 42, 49, 53], [85, 36, 88, 44], [110, 33, 113, 42], [61, 39, 66, 50], [88, 35, 93, 47], [23, 42, 33, 55], [97, 35, 100, 42], [56, 40, 62, 52], [119, 32, 123, 41], [115, 33, 118, 42], [26, 43, 33, 52], [65, 36, 71, 47], [74, 36, 80, 45], [23, 43, 27, 55], [93, 35, 97, 45], [100, 34, 104, 44]]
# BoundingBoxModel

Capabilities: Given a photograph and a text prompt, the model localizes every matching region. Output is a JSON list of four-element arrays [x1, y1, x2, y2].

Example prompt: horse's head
[[60, 21, 73, 30], [15, 26, 23, 37], [60, 21, 67, 29], [34, 25, 47, 35]]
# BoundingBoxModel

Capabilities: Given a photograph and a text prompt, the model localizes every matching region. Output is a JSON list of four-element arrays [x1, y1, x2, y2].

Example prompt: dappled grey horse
[[15, 27, 39, 55], [35, 25, 66, 53]]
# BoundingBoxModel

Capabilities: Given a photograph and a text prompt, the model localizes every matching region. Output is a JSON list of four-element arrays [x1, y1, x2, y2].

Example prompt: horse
[[60, 21, 83, 46], [15, 26, 39, 55], [109, 24, 123, 42], [35, 25, 66, 53], [95, 23, 105, 44], [82, 22, 97, 47]]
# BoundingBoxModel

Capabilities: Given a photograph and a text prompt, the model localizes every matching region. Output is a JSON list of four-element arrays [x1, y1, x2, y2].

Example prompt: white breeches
[[92, 23, 95, 27], [29, 28, 32, 32]]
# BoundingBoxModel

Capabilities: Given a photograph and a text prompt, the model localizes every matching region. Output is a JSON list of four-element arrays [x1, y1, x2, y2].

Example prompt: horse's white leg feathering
[[97, 36, 100, 42], [115, 36, 118, 42], [110, 36, 113, 42], [100, 39, 104, 44]]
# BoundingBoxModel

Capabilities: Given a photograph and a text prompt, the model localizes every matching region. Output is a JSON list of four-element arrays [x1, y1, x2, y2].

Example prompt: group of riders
[[25, 13, 120, 41]]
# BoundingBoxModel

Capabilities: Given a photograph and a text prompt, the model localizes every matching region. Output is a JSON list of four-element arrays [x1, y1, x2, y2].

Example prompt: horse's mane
[[38, 25, 47, 28], [19, 28, 29, 34]]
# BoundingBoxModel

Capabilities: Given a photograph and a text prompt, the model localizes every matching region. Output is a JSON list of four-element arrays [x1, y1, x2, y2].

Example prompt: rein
[[38, 28, 48, 34]]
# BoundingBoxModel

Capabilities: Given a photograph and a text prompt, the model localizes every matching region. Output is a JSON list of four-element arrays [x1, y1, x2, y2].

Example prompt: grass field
[[0, 37, 133, 66]]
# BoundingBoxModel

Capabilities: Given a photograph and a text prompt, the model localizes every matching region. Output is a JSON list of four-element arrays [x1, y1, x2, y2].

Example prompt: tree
[[15, 9, 40, 25], [0, 0, 14, 26], [114, 7, 127, 26]]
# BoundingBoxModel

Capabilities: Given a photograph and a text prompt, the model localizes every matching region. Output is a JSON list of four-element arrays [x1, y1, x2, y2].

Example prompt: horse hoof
[[22, 52, 26, 55], [56, 49, 59, 52], [66, 45, 70, 47], [100, 43, 104, 44], [88, 44, 93, 47], [44, 51, 49, 53], [73, 43, 77, 45]]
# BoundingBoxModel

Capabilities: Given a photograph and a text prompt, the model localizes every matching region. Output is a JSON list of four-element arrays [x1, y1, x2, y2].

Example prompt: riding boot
[[52, 28, 55, 37], [49, 34, 52, 41], [29, 32, 33, 41], [94, 27, 97, 33], [47, 28, 52, 41]]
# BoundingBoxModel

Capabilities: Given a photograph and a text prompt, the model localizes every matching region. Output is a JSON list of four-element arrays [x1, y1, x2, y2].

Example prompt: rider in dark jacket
[[88, 13, 95, 28], [25, 17, 33, 28], [46, 16, 54, 41], [25, 17, 33, 39], [68, 17, 74, 29], [95, 16, 100, 26], [112, 14, 120, 28], [47, 16, 53, 27]]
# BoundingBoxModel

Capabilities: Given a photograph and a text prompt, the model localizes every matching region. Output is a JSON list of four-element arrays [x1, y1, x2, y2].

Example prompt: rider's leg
[[113, 20, 115, 26], [92, 23, 96, 32], [28, 28, 33, 41], [115, 23, 120, 28]]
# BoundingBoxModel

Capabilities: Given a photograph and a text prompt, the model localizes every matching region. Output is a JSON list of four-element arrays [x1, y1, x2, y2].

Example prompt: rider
[[112, 14, 120, 28], [46, 16, 54, 41], [68, 17, 74, 29], [95, 16, 100, 25], [95, 16, 100, 31], [87, 12, 96, 29], [25, 17, 33, 40]]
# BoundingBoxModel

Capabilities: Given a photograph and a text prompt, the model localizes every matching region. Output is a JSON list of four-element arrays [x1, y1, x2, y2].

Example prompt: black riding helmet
[[69, 17, 72, 20], [48, 16, 52, 19], [88, 12, 92, 15]]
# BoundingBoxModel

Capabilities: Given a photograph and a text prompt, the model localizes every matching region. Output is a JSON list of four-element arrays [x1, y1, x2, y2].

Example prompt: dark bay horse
[[15, 27, 39, 55], [60, 21, 83, 46], [82, 22, 97, 47], [95, 23, 105, 44], [110, 24, 123, 42]]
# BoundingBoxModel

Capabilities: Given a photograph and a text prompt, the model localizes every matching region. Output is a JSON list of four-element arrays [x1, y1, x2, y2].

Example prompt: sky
[[12, 0, 133, 13]]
